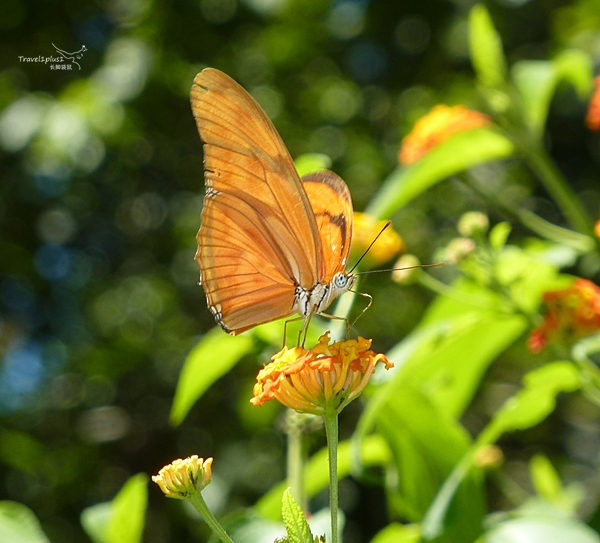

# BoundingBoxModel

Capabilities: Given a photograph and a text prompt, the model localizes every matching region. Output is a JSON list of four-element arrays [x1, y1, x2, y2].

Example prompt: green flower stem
[[324, 405, 340, 543], [460, 173, 594, 253], [417, 272, 494, 311], [572, 335, 600, 407], [287, 410, 306, 510], [516, 134, 594, 238], [188, 490, 235, 543]]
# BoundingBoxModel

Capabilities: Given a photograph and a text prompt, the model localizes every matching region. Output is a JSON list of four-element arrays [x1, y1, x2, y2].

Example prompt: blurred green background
[[1, 0, 600, 542]]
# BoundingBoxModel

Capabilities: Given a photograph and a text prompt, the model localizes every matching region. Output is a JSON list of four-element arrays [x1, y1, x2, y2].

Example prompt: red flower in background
[[528, 279, 600, 353]]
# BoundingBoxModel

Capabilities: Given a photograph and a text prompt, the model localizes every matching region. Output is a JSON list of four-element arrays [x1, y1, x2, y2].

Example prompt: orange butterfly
[[191, 68, 356, 337]]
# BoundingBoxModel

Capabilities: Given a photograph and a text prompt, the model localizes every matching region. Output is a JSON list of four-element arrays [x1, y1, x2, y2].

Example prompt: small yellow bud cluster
[[152, 455, 213, 499]]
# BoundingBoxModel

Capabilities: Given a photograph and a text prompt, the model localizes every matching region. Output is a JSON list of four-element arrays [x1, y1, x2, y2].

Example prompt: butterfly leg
[[283, 315, 305, 348], [348, 290, 373, 330], [316, 312, 350, 338], [298, 311, 314, 347]]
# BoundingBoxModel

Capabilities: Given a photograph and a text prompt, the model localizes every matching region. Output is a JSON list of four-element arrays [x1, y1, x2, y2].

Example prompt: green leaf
[[494, 245, 566, 315], [0, 430, 47, 474], [488, 221, 511, 250], [485, 362, 580, 440], [401, 315, 526, 418], [281, 488, 314, 543], [512, 60, 555, 138], [512, 50, 593, 139], [380, 295, 527, 419], [494, 246, 565, 311], [227, 512, 286, 543], [482, 499, 600, 543], [530, 455, 563, 503], [294, 153, 332, 177], [255, 434, 391, 520], [554, 49, 594, 98], [377, 389, 475, 514], [369, 523, 421, 543], [367, 128, 514, 218], [106, 474, 148, 543], [81, 474, 148, 543], [572, 333, 600, 365], [170, 328, 254, 425], [422, 361, 581, 540], [376, 389, 485, 543], [0, 501, 50, 543], [469, 4, 507, 87], [81, 503, 111, 543], [418, 279, 505, 324]]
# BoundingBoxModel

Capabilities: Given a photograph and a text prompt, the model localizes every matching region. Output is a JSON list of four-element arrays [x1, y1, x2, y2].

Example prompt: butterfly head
[[331, 271, 355, 298]]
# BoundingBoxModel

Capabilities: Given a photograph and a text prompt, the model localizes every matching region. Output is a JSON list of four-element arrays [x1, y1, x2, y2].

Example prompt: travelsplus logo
[[18, 43, 87, 71]]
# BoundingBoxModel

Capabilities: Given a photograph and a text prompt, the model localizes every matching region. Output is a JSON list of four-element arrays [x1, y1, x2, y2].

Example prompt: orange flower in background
[[351, 212, 404, 267], [528, 279, 600, 354], [251, 332, 394, 415], [594, 220, 600, 238], [585, 76, 600, 131], [399, 104, 491, 165]]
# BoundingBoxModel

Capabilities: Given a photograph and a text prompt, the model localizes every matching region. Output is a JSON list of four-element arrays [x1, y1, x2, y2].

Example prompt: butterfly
[[191, 68, 357, 337]]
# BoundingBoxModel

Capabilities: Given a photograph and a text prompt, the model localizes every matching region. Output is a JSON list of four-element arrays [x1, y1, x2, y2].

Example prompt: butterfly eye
[[333, 273, 348, 288]]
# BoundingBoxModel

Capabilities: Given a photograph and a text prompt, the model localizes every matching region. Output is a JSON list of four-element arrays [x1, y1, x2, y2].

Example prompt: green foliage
[[367, 129, 514, 218], [281, 488, 319, 543], [512, 50, 593, 140], [469, 5, 508, 88], [370, 523, 421, 543], [0, 430, 47, 474], [0, 502, 50, 543], [81, 474, 148, 543], [170, 328, 254, 425], [421, 361, 582, 540], [485, 362, 580, 437], [295, 153, 333, 177], [530, 455, 563, 503], [377, 388, 486, 542], [480, 500, 600, 543], [256, 434, 391, 520]]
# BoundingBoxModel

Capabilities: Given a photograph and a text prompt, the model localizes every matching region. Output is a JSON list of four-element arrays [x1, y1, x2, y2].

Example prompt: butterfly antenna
[[354, 262, 446, 275], [348, 221, 392, 274]]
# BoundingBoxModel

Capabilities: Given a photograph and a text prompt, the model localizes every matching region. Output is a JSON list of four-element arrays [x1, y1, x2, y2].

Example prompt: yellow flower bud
[[152, 456, 213, 499]]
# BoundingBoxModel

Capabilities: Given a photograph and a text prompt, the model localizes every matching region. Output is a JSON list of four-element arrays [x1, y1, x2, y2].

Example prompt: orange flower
[[251, 332, 394, 415], [351, 212, 404, 267], [528, 279, 600, 354], [399, 105, 491, 165], [585, 76, 600, 131], [594, 220, 600, 238]]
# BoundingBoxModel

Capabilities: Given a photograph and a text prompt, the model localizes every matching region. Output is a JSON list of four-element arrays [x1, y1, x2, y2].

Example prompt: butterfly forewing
[[192, 68, 326, 334], [302, 171, 353, 282], [200, 192, 300, 333]]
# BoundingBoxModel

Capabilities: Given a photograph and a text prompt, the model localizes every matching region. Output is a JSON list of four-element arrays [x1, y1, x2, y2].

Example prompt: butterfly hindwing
[[302, 171, 353, 283]]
